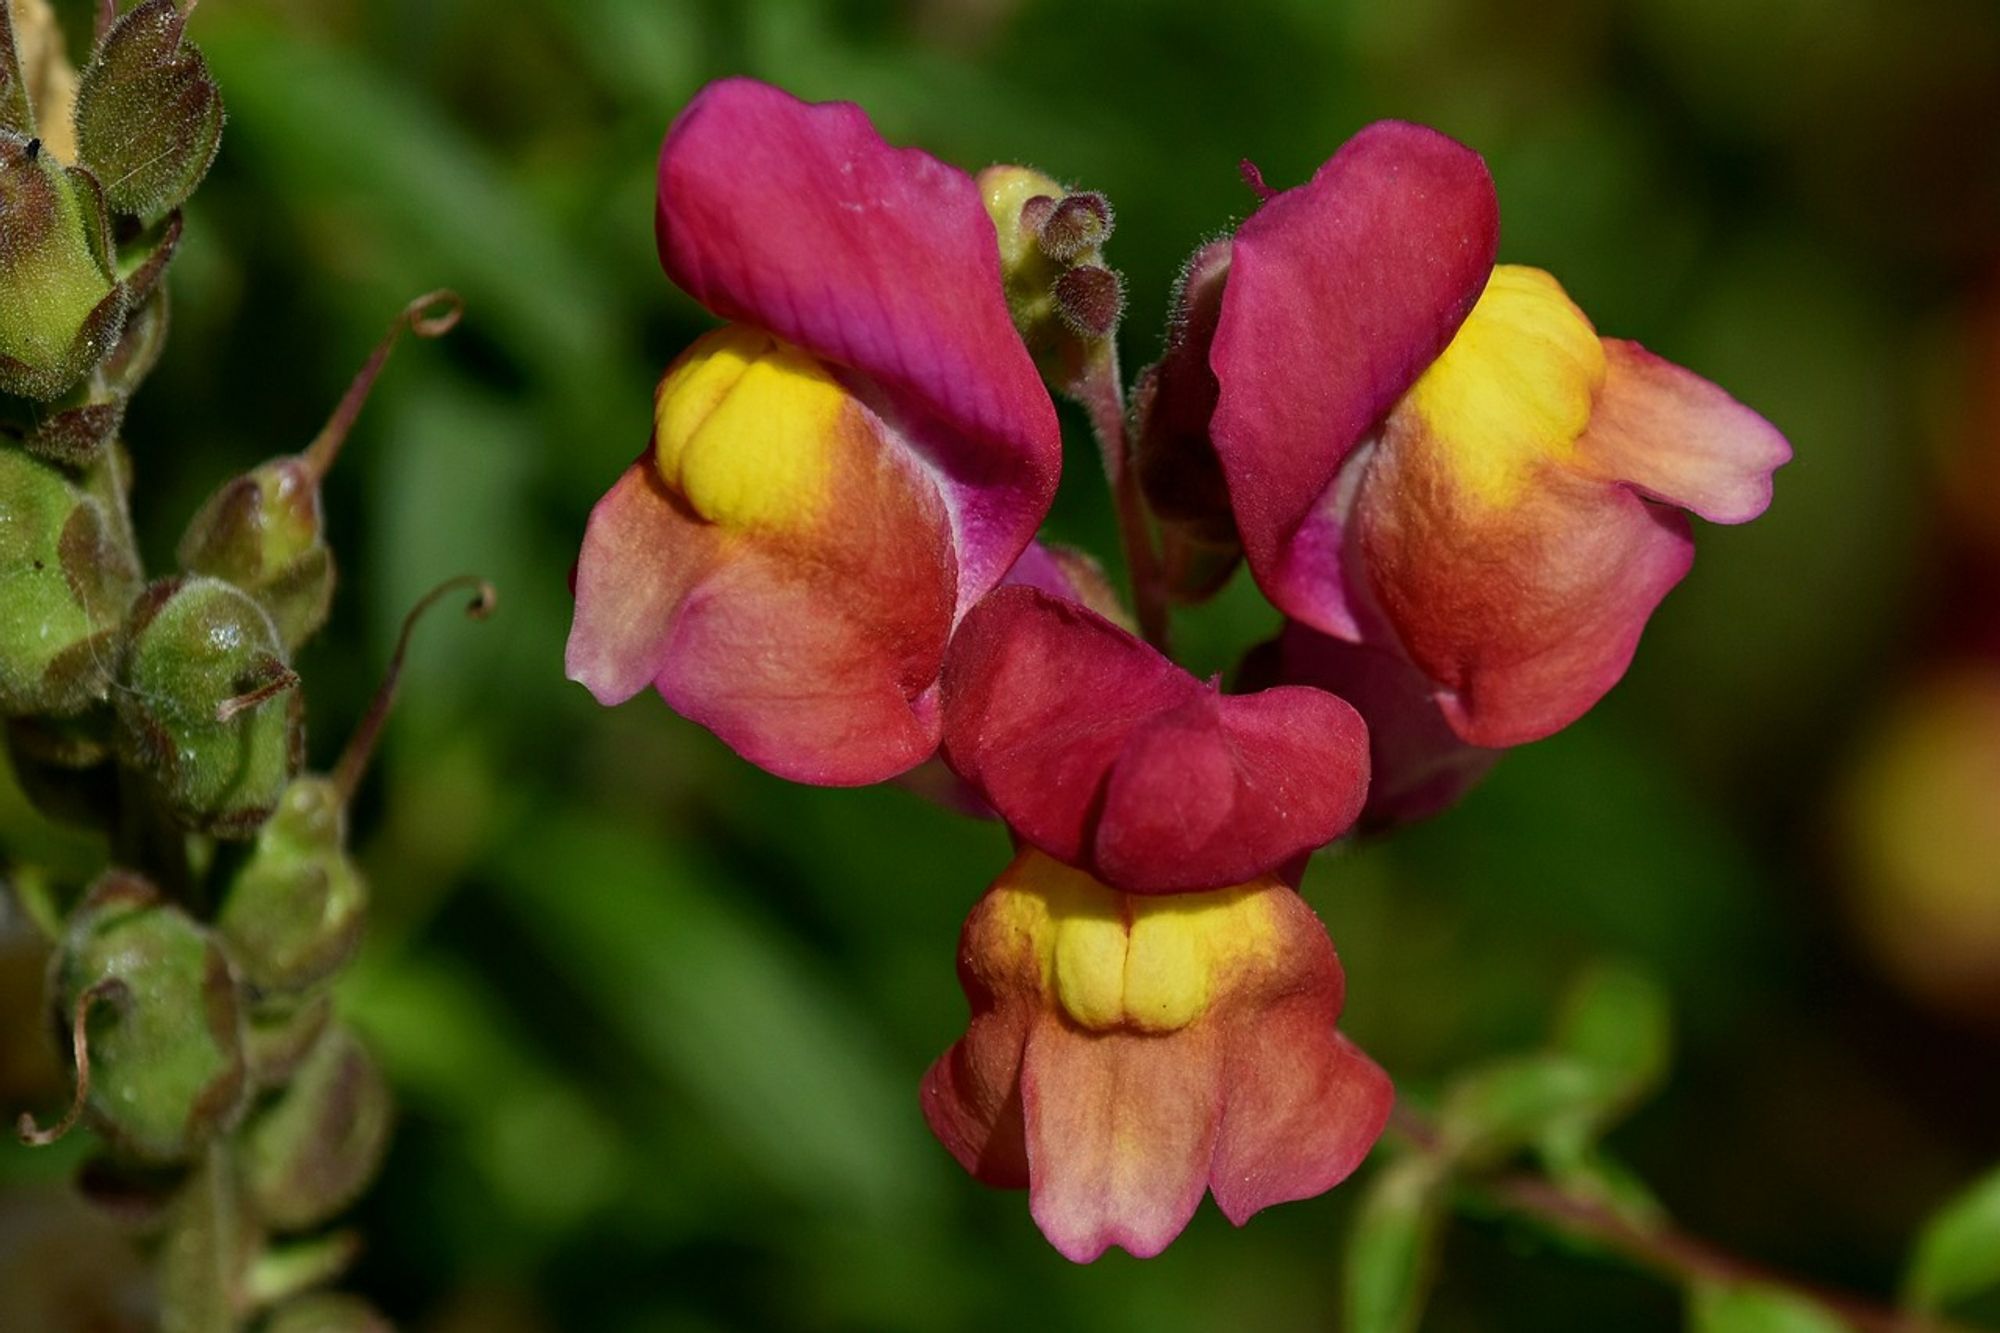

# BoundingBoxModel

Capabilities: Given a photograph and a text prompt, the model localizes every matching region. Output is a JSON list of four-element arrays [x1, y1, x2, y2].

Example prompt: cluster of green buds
[[2, 6, 488, 1329]]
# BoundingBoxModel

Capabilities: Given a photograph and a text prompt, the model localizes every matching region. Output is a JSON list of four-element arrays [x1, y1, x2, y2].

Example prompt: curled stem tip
[[95, 0, 116, 43], [17, 978, 129, 1148], [215, 663, 302, 724], [302, 287, 466, 480], [331, 574, 496, 802]]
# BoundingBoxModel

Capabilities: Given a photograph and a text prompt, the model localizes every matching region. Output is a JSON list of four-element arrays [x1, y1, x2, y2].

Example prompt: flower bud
[[37, 872, 248, 1162], [0, 130, 126, 401], [14, 284, 170, 468], [114, 575, 303, 838], [217, 776, 365, 1001], [72, 0, 222, 223], [179, 290, 462, 652], [243, 991, 332, 1088], [177, 456, 333, 651], [1052, 264, 1124, 340], [1132, 238, 1239, 600], [0, 444, 141, 717], [1036, 191, 1114, 261], [978, 164, 1125, 394], [241, 1025, 392, 1233]]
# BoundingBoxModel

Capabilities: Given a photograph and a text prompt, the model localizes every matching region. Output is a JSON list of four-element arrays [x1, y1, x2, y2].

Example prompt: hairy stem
[[1072, 350, 1171, 650]]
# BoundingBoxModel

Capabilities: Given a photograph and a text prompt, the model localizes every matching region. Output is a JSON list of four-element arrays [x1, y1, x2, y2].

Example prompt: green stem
[[1390, 1104, 1985, 1333]]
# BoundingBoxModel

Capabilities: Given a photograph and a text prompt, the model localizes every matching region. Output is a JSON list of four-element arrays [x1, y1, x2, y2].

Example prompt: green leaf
[[1688, 1283, 1853, 1333], [1438, 1053, 1607, 1168], [1552, 962, 1672, 1104], [1904, 1163, 2000, 1314], [1539, 1143, 1667, 1232], [1345, 1153, 1449, 1333]]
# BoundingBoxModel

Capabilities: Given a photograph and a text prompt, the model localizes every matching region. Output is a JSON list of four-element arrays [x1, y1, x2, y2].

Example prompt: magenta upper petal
[[656, 78, 1060, 601], [1208, 121, 1499, 635], [940, 586, 1371, 892]]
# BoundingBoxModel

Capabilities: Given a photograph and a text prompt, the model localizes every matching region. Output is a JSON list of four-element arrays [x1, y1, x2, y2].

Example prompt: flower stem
[[1390, 1104, 1983, 1333], [1072, 350, 1171, 651]]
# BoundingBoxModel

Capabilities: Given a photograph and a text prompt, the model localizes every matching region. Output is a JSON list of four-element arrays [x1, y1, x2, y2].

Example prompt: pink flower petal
[[567, 374, 958, 784], [940, 587, 1370, 891], [1583, 339, 1792, 525], [1022, 1021, 1225, 1262], [566, 456, 710, 707], [1355, 419, 1695, 747], [655, 78, 1060, 602], [1209, 121, 1499, 637], [1211, 1031, 1392, 1226]]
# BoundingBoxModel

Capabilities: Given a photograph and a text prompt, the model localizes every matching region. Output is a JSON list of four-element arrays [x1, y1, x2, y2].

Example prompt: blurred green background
[[6, 0, 2000, 1329]]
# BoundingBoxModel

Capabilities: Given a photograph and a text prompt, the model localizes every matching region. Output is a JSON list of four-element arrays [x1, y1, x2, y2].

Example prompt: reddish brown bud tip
[[303, 287, 465, 480], [1037, 191, 1113, 261], [1053, 264, 1124, 340]]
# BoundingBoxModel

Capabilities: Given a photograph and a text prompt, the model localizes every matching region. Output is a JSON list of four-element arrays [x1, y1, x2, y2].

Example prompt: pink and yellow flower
[[1201, 122, 1792, 748], [566, 79, 1061, 784], [940, 585, 1371, 892], [922, 849, 1390, 1261]]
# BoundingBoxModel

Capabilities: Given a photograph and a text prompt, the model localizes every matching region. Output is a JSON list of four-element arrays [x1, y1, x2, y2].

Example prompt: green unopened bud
[[115, 575, 303, 838], [32, 872, 248, 1162], [242, 1025, 392, 1233], [217, 776, 365, 1000], [178, 290, 463, 652], [0, 444, 141, 716], [11, 285, 169, 467], [0, 130, 126, 400], [73, 0, 222, 223], [265, 1294, 393, 1333], [244, 990, 332, 1088], [977, 165, 1124, 395], [178, 456, 332, 651]]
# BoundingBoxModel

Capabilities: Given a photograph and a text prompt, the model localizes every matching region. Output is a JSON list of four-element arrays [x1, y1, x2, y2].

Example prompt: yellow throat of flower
[[988, 853, 1285, 1035], [1400, 264, 1606, 506], [652, 324, 850, 531]]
